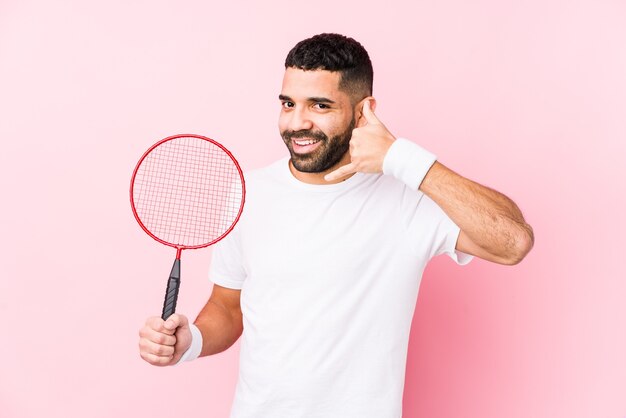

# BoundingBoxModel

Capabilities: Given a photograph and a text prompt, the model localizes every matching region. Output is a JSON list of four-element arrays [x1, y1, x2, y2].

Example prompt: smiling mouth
[[293, 138, 321, 146], [291, 138, 323, 155]]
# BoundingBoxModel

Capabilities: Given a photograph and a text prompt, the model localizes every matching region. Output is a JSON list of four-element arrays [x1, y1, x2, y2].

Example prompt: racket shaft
[[161, 258, 181, 320]]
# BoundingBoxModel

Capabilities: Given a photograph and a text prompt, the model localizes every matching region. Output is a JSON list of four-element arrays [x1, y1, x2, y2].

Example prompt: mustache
[[282, 129, 327, 142]]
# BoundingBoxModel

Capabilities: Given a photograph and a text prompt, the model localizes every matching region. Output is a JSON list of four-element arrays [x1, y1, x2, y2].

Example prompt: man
[[138, 33, 534, 417]]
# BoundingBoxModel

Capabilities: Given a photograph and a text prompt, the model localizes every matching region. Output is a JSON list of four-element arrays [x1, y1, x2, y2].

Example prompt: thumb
[[163, 314, 189, 334], [362, 99, 381, 125]]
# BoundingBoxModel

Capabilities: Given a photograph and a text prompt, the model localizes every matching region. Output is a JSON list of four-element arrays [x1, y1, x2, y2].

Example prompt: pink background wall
[[1, 0, 624, 417]]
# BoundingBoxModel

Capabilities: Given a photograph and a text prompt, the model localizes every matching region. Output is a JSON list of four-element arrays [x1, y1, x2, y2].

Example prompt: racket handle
[[161, 258, 181, 321]]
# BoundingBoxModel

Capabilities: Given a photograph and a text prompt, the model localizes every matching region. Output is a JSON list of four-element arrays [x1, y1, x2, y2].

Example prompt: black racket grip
[[161, 258, 181, 321]]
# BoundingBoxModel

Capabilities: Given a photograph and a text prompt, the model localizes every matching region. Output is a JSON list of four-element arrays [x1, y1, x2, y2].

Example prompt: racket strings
[[133, 136, 243, 247]]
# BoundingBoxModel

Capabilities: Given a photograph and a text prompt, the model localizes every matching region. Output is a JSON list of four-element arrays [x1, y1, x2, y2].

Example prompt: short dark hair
[[285, 33, 373, 102]]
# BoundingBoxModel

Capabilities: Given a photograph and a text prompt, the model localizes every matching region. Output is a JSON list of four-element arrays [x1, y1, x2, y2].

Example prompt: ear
[[356, 97, 377, 128]]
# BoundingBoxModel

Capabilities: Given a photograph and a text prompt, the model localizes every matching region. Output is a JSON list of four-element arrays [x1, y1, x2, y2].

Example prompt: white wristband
[[175, 323, 203, 365], [382, 137, 437, 190]]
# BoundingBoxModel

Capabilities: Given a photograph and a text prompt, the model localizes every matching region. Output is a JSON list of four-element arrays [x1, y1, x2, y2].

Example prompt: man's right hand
[[138, 314, 192, 366]]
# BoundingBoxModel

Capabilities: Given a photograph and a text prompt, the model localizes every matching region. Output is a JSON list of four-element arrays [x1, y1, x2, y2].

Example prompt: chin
[[291, 159, 324, 173]]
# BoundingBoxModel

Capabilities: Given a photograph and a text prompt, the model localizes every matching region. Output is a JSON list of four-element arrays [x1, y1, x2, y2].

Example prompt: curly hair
[[285, 33, 373, 102]]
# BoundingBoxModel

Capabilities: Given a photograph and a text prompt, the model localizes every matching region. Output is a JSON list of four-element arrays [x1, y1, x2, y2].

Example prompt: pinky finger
[[324, 163, 357, 182], [140, 351, 174, 367]]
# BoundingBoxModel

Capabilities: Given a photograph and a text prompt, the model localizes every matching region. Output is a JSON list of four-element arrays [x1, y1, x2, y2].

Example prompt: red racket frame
[[129, 133, 246, 258]]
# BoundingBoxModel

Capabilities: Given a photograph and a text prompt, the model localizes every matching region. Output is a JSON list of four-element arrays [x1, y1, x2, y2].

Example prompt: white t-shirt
[[209, 157, 473, 418]]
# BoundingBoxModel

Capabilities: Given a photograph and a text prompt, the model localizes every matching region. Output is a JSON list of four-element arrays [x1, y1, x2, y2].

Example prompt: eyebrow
[[278, 94, 336, 104]]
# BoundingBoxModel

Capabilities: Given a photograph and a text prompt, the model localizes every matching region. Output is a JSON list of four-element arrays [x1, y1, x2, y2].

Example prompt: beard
[[281, 116, 356, 173]]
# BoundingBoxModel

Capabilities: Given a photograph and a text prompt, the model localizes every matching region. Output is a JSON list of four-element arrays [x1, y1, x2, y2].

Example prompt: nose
[[286, 107, 313, 132]]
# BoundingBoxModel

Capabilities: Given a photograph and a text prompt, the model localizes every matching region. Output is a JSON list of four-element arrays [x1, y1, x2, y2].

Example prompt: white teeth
[[294, 139, 319, 146]]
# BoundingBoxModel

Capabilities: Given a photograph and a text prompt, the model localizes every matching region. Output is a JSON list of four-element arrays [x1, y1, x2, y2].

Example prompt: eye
[[314, 103, 330, 110], [281, 101, 294, 109]]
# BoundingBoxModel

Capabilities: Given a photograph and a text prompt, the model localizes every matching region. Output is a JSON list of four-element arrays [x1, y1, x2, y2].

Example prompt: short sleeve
[[208, 225, 247, 289], [412, 192, 474, 266]]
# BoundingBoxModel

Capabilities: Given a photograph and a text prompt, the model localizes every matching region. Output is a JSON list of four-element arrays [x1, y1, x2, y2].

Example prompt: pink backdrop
[[1, 1, 624, 417]]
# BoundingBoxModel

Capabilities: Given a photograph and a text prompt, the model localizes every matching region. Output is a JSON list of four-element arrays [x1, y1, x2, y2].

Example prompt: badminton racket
[[130, 134, 245, 320]]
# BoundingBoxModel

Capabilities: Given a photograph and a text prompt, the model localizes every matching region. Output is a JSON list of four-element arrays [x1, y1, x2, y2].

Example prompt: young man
[[139, 33, 534, 417]]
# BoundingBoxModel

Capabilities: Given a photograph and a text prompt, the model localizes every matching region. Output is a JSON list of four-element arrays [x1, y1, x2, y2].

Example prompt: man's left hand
[[324, 100, 396, 182]]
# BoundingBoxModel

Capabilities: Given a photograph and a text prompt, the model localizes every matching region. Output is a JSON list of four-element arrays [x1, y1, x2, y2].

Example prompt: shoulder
[[243, 157, 288, 184], [362, 172, 426, 206], [240, 157, 291, 204]]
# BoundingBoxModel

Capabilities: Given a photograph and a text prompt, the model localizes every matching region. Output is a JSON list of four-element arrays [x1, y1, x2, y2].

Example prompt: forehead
[[281, 68, 350, 103]]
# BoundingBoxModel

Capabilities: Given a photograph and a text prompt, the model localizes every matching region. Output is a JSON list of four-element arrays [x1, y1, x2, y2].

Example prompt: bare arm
[[195, 284, 243, 357], [420, 161, 534, 265]]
